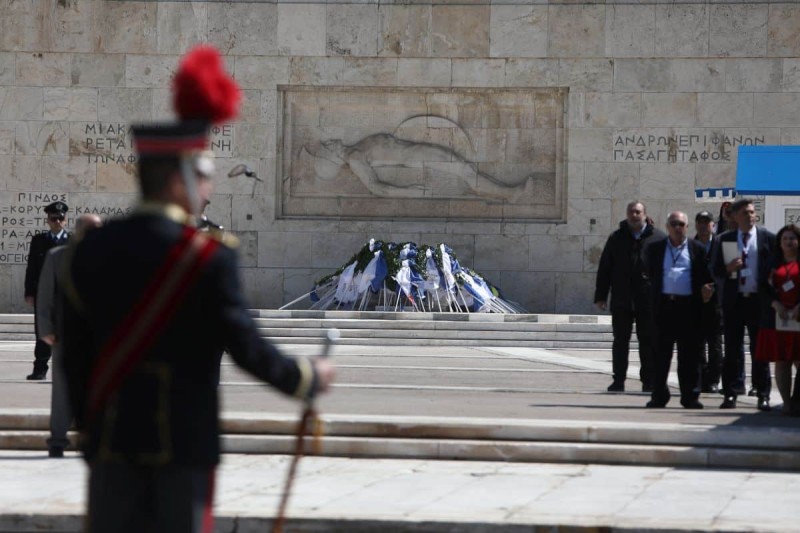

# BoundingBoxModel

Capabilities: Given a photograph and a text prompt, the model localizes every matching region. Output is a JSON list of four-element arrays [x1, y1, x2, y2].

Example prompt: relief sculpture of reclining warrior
[[303, 128, 553, 204]]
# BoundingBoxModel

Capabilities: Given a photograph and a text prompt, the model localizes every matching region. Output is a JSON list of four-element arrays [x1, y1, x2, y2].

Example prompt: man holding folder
[[713, 198, 775, 410]]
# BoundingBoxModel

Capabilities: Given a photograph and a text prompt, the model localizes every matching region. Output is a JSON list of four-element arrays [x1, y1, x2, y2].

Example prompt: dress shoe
[[701, 384, 719, 394], [757, 397, 771, 412], [681, 400, 704, 409], [48, 446, 64, 458], [641, 383, 654, 393], [747, 387, 757, 397], [607, 381, 624, 393], [26, 372, 46, 381], [720, 396, 737, 409], [646, 399, 667, 408]]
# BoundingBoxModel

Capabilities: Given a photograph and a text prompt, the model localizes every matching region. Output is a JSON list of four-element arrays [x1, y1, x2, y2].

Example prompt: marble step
[[1, 412, 797, 470], [256, 327, 614, 342], [0, 312, 626, 346], [250, 310, 612, 324], [252, 318, 613, 332]]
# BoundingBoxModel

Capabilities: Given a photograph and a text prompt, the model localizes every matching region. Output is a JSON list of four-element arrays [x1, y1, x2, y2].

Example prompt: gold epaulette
[[208, 229, 240, 249]]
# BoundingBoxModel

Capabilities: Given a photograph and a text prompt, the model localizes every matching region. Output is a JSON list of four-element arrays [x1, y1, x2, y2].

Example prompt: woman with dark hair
[[755, 224, 800, 415], [716, 201, 733, 234]]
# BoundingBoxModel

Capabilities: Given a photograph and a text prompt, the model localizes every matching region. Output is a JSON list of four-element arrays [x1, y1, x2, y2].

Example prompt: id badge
[[740, 268, 752, 278], [783, 280, 795, 292], [668, 268, 682, 281]]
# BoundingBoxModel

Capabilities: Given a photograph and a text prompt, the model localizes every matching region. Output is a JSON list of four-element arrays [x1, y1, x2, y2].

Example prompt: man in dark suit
[[24, 201, 70, 380], [60, 46, 335, 533], [645, 211, 714, 409], [712, 198, 775, 410], [694, 210, 723, 393], [595, 201, 666, 392]]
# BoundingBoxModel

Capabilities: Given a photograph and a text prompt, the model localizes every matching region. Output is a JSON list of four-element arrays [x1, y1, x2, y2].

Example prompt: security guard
[[24, 200, 70, 379], [60, 46, 335, 533]]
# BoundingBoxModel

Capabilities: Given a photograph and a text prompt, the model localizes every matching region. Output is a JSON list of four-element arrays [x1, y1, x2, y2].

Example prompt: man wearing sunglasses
[[644, 211, 714, 409], [24, 201, 70, 380]]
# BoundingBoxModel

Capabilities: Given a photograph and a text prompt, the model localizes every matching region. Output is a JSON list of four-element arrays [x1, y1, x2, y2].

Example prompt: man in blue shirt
[[644, 211, 714, 409]]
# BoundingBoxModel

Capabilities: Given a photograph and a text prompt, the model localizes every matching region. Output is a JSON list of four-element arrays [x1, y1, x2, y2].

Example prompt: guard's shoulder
[[207, 229, 239, 250]]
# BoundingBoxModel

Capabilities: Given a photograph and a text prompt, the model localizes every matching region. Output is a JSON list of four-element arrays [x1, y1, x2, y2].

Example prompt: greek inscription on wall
[[611, 131, 766, 163], [785, 209, 800, 226], [77, 123, 234, 165], [0, 192, 136, 265]]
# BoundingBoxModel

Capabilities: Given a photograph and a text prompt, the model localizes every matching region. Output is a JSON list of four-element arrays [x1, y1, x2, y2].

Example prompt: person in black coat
[[694, 210, 723, 392], [60, 46, 335, 533], [644, 211, 714, 409], [24, 201, 70, 379], [712, 198, 776, 410], [594, 201, 666, 392]]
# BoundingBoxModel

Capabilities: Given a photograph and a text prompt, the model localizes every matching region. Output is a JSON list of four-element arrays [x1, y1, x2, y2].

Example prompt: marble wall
[[0, 0, 799, 313]]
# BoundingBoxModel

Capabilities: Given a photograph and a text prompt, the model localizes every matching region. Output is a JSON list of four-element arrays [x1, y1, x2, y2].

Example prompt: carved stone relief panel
[[277, 86, 567, 221]]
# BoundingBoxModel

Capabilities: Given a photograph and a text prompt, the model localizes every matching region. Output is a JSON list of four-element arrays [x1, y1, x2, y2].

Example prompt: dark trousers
[[32, 301, 51, 375], [611, 307, 654, 385], [650, 297, 702, 405], [722, 294, 772, 399], [700, 301, 723, 387], [88, 462, 215, 533]]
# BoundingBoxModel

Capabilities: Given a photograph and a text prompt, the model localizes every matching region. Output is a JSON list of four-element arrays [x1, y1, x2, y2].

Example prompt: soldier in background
[[24, 201, 70, 380], [60, 46, 335, 533]]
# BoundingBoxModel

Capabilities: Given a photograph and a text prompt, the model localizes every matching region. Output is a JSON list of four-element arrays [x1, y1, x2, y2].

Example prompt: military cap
[[44, 201, 68, 215], [695, 210, 714, 222]]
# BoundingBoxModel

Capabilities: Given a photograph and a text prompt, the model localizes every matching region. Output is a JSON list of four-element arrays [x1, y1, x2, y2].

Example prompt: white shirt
[[738, 227, 758, 294], [662, 238, 692, 296]]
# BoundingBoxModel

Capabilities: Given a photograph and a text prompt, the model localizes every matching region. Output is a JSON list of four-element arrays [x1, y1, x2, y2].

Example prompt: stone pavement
[[2, 340, 800, 531], [0, 451, 799, 532]]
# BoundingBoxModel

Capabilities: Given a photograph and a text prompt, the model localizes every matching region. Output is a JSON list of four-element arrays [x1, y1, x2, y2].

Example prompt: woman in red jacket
[[756, 224, 800, 415]]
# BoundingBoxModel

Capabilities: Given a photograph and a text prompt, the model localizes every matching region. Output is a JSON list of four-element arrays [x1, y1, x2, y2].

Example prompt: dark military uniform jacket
[[25, 231, 69, 299], [62, 203, 317, 466]]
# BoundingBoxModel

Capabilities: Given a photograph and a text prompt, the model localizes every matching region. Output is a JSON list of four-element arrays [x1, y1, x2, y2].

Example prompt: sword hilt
[[320, 328, 340, 359]]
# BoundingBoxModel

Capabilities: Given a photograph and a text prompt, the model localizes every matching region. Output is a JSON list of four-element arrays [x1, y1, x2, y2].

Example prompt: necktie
[[740, 233, 750, 286]]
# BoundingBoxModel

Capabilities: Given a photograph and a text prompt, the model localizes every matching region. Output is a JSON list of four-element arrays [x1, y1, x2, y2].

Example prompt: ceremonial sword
[[272, 328, 339, 533]]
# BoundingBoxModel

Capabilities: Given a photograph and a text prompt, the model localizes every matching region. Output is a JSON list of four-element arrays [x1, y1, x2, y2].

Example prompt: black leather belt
[[663, 294, 691, 301]]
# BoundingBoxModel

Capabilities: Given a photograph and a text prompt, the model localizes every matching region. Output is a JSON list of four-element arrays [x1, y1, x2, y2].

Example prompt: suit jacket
[[644, 237, 712, 320], [25, 231, 69, 298], [694, 234, 719, 306], [61, 203, 318, 467], [711, 227, 776, 312], [35, 246, 68, 340]]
